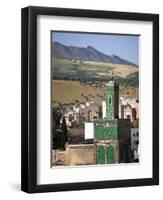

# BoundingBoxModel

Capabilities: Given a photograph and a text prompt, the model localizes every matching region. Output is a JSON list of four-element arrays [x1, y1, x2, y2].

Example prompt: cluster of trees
[[116, 72, 139, 87], [52, 107, 68, 150], [52, 74, 138, 87]]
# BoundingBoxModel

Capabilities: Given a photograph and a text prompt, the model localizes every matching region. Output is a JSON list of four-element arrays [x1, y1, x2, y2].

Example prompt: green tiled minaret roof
[[106, 80, 119, 119]]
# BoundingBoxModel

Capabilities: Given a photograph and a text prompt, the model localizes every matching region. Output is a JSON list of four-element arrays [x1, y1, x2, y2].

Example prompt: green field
[[52, 58, 139, 87]]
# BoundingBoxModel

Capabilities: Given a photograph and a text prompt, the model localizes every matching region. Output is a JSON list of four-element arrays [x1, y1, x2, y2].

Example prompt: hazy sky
[[52, 31, 139, 65]]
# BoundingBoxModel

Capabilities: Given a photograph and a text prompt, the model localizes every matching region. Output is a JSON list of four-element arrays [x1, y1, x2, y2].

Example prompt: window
[[135, 140, 139, 145], [109, 96, 112, 104]]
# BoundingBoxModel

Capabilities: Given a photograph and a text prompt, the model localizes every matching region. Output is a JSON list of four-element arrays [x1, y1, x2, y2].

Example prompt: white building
[[84, 122, 94, 139], [131, 128, 139, 160], [86, 102, 90, 107], [119, 96, 139, 120], [102, 101, 106, 119]]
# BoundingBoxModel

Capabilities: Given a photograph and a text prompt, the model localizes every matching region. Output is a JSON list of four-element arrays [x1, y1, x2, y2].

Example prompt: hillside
[[51, 45, 139, 105], [52, 80, 139, 105], [52, 58, 139, 87]]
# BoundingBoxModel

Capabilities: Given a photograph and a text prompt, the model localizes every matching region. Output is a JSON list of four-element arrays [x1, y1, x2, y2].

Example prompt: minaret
[[106, 80, 119, 119]]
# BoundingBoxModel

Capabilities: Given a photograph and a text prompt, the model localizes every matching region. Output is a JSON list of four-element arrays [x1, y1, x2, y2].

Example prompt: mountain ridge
[[52, 41, 138, 66]]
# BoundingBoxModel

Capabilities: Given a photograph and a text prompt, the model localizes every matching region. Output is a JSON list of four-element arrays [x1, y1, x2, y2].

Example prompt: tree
[[60, 117, 68, 150], [52, 107, 62, 149]]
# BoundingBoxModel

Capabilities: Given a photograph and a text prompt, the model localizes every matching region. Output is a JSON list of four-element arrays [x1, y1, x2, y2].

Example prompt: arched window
[[107, 145, 115, 164], [97, 145, 105, 164], [109, 96, 112, 104]]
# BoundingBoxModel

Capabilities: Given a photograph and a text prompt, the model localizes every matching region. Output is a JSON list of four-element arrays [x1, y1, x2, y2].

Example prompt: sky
[[52, 31, 139, 65]]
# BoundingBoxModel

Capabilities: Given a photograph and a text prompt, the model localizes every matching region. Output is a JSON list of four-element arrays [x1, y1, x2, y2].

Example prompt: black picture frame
[[21, 6, 159, 193]]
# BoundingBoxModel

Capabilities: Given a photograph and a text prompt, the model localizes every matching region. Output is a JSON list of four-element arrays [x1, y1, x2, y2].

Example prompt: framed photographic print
[[21, 6, 159, 193]]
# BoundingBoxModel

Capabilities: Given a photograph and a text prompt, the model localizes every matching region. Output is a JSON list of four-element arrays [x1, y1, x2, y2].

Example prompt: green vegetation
[[52, 107, 68, 150], [52, 58, 139, 87]]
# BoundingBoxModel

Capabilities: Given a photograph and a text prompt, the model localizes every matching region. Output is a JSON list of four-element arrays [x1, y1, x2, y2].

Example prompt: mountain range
[[52, 41, 137, 66]]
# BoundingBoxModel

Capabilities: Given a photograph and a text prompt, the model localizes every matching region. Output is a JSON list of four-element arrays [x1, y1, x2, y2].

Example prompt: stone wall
[[65, 144, 96, 166], [52, 144, 96, 166], [52, 150, 66, 166]]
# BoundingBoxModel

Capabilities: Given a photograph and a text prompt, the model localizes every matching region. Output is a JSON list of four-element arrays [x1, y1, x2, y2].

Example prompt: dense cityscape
[[52, 80, 139, 166]]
